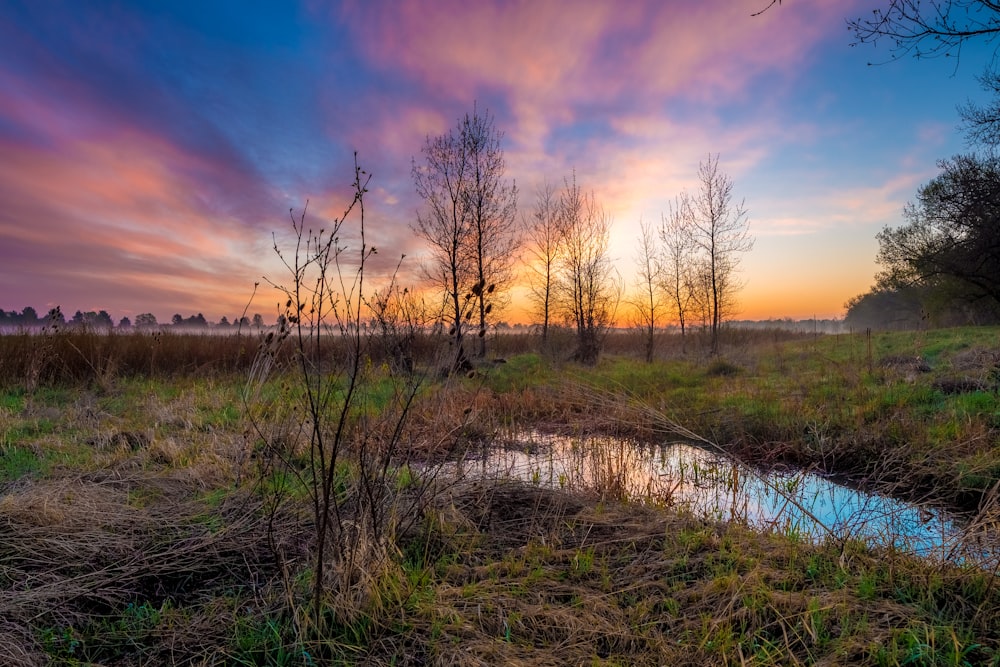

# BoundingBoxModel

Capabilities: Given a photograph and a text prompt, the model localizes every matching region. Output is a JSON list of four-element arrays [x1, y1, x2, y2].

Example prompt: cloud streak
[[0, 0, 984, 322]]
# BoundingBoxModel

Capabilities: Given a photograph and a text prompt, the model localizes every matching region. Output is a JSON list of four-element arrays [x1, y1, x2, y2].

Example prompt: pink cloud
[[0, 125, 282, 320], [328, 0, 869, 284], [339, 1, 861, 146], [823, 170, 930, 227], [340, 1, 618, 100], [2, 0, 926, 325]]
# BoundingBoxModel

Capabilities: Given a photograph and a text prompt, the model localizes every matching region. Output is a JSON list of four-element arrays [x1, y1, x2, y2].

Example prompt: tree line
[[5, 108, 755, 362], [0, 306, 270, 331], [846, 152, 1000, 329], [413, 106, 754, 368], [842, 2, 1000, 330]]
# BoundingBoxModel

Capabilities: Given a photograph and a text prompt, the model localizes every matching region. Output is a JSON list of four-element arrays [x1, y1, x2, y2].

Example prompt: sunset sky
[[1, 0, 995, 325]]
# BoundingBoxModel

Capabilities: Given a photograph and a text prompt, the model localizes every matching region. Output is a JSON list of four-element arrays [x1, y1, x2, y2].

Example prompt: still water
[[454, 431, 984, 563]]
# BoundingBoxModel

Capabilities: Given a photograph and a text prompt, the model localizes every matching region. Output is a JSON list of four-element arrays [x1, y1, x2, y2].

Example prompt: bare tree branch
[[555, 173, 620, 365], [847, 1, 1000, 64]]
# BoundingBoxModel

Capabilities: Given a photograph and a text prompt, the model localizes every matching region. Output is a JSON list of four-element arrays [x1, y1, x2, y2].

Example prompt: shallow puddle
[[454, 431, 983, 562]]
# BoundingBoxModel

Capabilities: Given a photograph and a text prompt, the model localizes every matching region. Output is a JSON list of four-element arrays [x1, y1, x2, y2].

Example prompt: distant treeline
[[0, 306, 271, 331], [729, 319, 848, 335], [844, 285, 1000, 331], [2, 305, 850, 336]]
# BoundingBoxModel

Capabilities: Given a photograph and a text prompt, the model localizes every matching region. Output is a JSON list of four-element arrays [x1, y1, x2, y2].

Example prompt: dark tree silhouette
[[135, 313, 158, 329], [524, 181, 562, 344], [876, 153, 1000, 304], [658, 193, 698, 348], [629, 220, 662, 363], [555, 174, 619, 365], [412, 105, 517, 369], [463, 106, 518, 358], [688, 155, 753, 355], [847, 1, 1000, 64]]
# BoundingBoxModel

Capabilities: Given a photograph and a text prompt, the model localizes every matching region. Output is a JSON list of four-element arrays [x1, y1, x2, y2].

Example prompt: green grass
[[0, 443, 47, 482], [2, 327, 1000, 665], [484, 353, 551, 392], [453, 328, 1000, 509], [0, 389, 24, 412], [231, 613, 303, 666]]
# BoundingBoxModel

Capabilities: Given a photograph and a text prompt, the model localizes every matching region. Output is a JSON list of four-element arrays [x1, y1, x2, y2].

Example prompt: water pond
[[453, 431, 990, 564]]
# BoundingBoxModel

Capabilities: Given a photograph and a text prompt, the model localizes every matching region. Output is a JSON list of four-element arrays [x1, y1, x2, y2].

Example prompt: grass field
[[1, 326, 999, 665]]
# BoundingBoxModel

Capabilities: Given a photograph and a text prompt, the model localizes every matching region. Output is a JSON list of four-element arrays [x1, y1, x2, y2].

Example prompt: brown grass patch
[[373, 479, 1000, 666], [0, 470, 302, 659]]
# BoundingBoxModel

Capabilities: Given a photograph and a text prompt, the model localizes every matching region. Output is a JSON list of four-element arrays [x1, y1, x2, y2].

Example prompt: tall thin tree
[[524, 181, 562, 344], [658, 193, 696, 350], [631, 219, 662, 362], [688, 154, 753, 355], [556, 173, 619, 365], [412, 118, 474, 371], [412, 105, 517, 369], [463, 106, 518, 358]]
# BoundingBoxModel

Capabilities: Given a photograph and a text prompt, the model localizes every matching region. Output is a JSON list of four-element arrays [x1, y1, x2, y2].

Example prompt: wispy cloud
[[0, 0, 976, 321], [0, 122, 277, 316]]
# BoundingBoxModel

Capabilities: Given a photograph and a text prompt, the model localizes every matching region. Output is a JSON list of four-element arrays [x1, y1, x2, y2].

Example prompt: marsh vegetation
[[2, 324, 1000, 665]]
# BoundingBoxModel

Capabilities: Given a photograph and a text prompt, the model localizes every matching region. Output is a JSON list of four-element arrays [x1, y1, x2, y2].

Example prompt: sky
[[1, 0, 997, 325]]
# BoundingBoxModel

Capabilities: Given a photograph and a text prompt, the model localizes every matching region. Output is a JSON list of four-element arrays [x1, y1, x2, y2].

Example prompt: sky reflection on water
[[455, 431, 979, 562]]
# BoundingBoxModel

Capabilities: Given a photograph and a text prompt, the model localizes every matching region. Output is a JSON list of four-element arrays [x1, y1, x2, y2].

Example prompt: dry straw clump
[[0, 469, 303, 663]]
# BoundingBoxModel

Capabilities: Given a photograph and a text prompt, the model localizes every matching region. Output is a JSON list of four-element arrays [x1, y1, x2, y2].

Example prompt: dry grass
[[375, 479, 1000, 666], [5, 460, 998, 665], [0, 473, 301, 664], [0, 374, 298, 664], [2, 328, 1000, 664]]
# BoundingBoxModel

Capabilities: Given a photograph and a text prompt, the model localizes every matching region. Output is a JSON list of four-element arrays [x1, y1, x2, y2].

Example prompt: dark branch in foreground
[[848, 1, 1000, 65]]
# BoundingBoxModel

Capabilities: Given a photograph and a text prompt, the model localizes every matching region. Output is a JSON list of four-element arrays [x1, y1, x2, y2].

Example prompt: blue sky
[[0, 0, 995, 323]]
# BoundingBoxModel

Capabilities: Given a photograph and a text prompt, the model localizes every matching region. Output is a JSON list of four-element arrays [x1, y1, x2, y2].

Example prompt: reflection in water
[[455, 431, 979, 562]]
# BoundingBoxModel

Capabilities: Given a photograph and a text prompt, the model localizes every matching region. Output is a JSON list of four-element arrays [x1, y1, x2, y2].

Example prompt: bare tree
[[958, 68, 1000, 147], [630, 220, 662, 363], [658, 194, 697, 350], [523, 181, 562, 343], [757, 2, 1000, 67], [412, 117, 474, 372], [687, 257, 714, 333], [840, 2, 1000, 147], [367, 257, 430, 375], [556, 174, 620, 365], [463, 106, 518, 358], [248, 156, 430, 636], [688, 154, 753, 355], [412, 106, 516, 370]]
